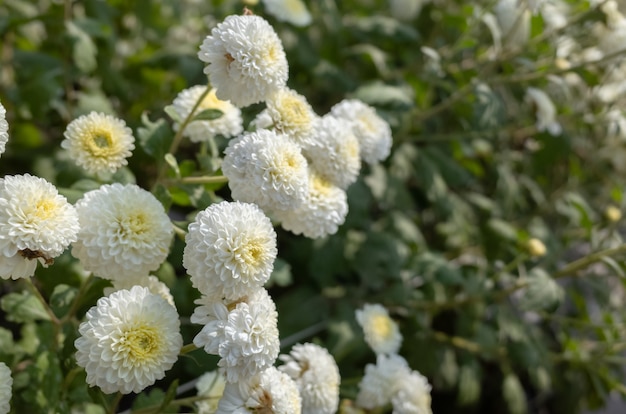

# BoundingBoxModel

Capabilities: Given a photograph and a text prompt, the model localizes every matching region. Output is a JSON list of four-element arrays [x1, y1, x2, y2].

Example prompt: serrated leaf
[[352, 81, 414, 110], [193, 108, 223, 121], [163, 104, 183, 123], [1, 291, 50, 323], [137, 112, 174, 160]]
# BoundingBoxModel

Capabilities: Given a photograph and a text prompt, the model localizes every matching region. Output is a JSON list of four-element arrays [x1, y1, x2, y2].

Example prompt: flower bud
[[605, 205, 622, 223], [527, 238, 547, 257]]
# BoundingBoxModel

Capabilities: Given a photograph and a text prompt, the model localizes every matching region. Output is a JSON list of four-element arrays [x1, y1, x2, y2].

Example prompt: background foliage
[[2, 0, 626, 413]]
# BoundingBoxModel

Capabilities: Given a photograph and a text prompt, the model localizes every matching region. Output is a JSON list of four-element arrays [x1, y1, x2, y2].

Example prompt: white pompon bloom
[[525, 87, 562, 136], [279, 343, 341, 414], [183, 201, 277, 301], [0, 174, 79, 280], [391, 370, 433, 414], [0, 101, 8, 158], [74, 286, 183, 394], [265, 87, 318, 146], [216, 366, 302, 414], [302, 115, 361, 190], [356, 303, 403, 355], [262, 0, 312, 27], [330, 99, 392, 165], [275, 172, 348, 239], [222, 129, 309, 214], [191, 288, 280, 383], [0, 362, 12, 414], [198, 15, 288, 107], [196, 371, 227, 414], [171, 86, 243, 142], [61, 111, 135, 175], [104, 275, 176, 308], [72, 183, 173, 281], [356, 353, 411, 409]]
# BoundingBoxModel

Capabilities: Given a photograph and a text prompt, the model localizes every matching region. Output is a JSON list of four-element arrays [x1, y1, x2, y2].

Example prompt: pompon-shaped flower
[[330, 99, 392, 165], [356, 303, 403, 355], [62, 111, 135, 175], [262, 0, 312, 27], [74, 286, 183, 394], [183, 201, 277, 301], [72, 183, 173, 281], [104, 275, 176, 308], [279, 343, 341, 414], [191, 288, 280, 383], [525, 87, 562, 136], [0, 362, 12, 414], [356, 353, 411, 410], [171, 86, 243, 142], [222, 129, 309, 214], [0, 101, 8, 158], [302, 115, 361, 190], [198, 14, 288, 107], [265, 87, 318, 145], [196, 370, 227, 414], [0, 174, 79, 280], [216, 366, 302, 414], [391, 370, 433, 414], [275, 171, 348, 239]]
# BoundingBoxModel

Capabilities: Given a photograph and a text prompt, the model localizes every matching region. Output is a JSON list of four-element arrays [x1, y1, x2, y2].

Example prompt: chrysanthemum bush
[[3, 0, 626, 413]]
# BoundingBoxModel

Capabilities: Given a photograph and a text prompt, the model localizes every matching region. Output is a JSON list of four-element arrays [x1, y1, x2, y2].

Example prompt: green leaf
[[458, 362, 482, 406], [132, 388, 165, 411], [267, 258, 293, 287], [192, 108, 223, 121], [503, 373, 528, 414], [66, 20, 97, 73], [352, 81, 414, 110], [137, 112, 174, 160], [163, 104, 183, 123], [49, 284, 78, 316], [1, 291, 50, 323]]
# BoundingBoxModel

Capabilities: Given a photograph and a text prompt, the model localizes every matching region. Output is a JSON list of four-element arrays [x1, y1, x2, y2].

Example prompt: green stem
[[24, 278, 61, 330], [107, 392, 123, 414], [60, 273, 95, 324], [180, 343, 198, 355], [554, 244, 626, 279], [164, 175, 228, 186]]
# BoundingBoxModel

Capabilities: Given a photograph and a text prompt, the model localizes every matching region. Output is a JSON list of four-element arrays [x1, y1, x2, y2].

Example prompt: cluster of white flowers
[[356, 304, 432, 413]]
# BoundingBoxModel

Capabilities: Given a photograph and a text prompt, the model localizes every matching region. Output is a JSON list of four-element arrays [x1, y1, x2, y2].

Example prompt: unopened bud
[[527, 238, 546, 257], [605, 205, 622, 223]]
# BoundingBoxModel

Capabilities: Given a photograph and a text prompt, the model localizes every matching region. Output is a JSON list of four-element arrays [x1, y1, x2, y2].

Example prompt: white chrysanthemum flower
[[72, 183, 173, 281], [356, 303, 403, 355], [0, 102, 8, 158], [330, 99, 392, 165], [222, 129, 309, 214], [275, 172, 348, 239], [171, 85, 243, 142], [62, 111, 135, 175], [75, 286, 183, 394], [356, 354, 411, 409], [262, 0, 312, 26], [525, 87, 561, 136], [279, 343, 341, 414], [0, 362, 12, 414], [0, 174, 79, 280], [198, 15, 288, 107], [183, 201, 277, 301], [391, 370, 433, 414], [191, 288, 280, 383], [266, 87, 318, 146], [495, 0, 530, 47], [196, 371, 227, 414], [216, 366, 302, 414], [104, 274, 176, 308], [302, 115, 361, 190]]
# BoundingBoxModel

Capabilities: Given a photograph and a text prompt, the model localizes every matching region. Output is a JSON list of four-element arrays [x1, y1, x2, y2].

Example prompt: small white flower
[[72, 183, 173, 281], [75, 286, 183, 394], [222, 129, 309, 214], [171, 86, 243, 142], [303, 115, 361, 190], [192, 288, 280, 383], [0, 174, 79, 280], [275, 172, 348, 239], [265, 87, 318, 146], [196, 371, 227, 414], [525, 87, 562, 136], [104, 274, 176, 308], [331, 99, 392, 165], [62, 111, 135, 175], [262, 0, 312, 27], [391, 370, 433, 414], [356, 353, 411, 409], [356, 303, 403, 355], [216, 366, 302, 414], [0, 362, 12, 414], [0, 101, 8, 158], [494, 0, 530, 47], [279, 343, 341, 414], [183, 201, 277, 301], [198, 15, 288, 107]]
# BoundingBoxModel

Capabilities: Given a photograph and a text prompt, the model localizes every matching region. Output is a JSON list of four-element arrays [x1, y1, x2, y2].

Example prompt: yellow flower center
[[84, 127, 116, 158], [371, 314, 393, 339], [271, 150, 302, 181], [118, 212, 149, 238], [236, 238, 265, 270], [311, 174, 332, 197], [31, 197, 59, 221], [120, 324, 161, 363], [200, 89, 230, 112]]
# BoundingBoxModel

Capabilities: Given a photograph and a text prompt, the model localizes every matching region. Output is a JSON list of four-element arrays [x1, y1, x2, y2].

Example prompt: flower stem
[[164, 175, 228, 186], [180, 343, 198, 355]]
